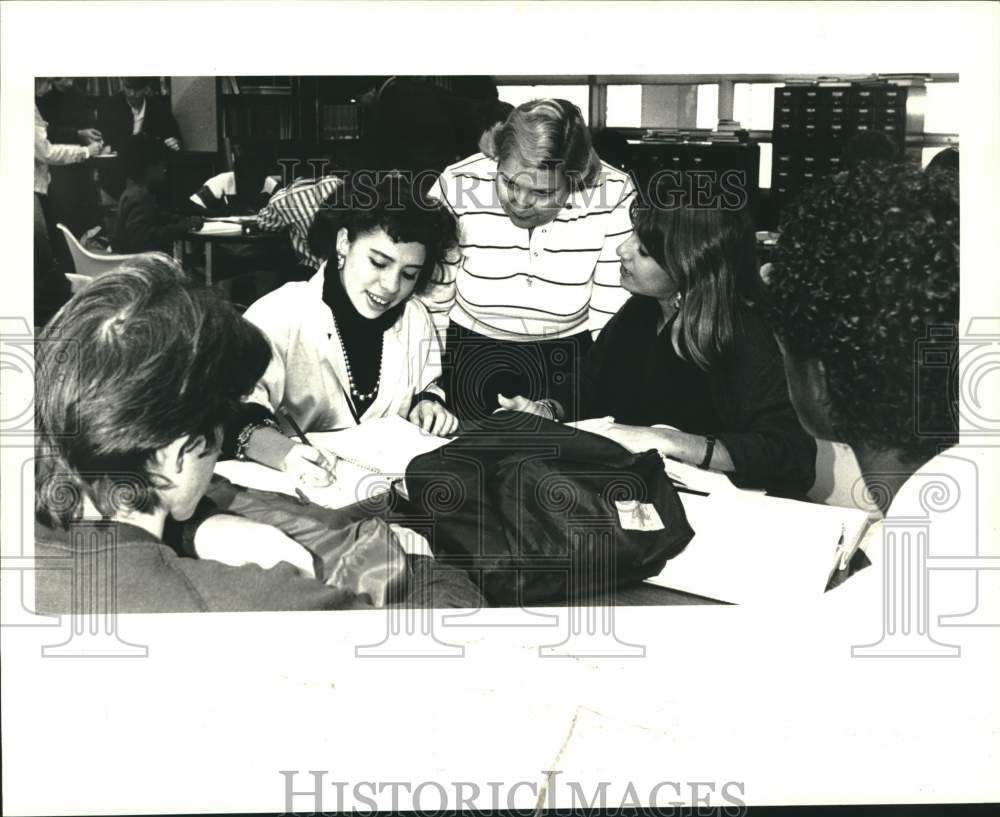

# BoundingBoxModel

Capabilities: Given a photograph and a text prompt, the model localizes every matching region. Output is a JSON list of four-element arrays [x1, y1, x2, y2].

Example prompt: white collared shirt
[[131, 99, 146, 135], [820, 445, 995, 646]]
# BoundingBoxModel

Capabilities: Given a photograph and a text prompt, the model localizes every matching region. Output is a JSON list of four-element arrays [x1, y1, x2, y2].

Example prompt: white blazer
[[243, 265, 445, 433]]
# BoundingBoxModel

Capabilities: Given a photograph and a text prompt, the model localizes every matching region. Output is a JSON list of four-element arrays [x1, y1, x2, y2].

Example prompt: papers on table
[[193, 222, 243, 236], [213, 458, 396, 511], [204, 215, 259, 223], [308, 415, 453, 477], [563, 418, 871, 603], [214, 416, 454, 510], [646, 491, 871, 604]]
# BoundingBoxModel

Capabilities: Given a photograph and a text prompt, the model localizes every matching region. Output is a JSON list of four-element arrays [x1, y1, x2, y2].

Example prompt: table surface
[[185, 225, 282, 243]]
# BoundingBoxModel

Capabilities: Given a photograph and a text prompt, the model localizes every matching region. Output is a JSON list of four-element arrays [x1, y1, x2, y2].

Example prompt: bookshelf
[[217, 76, 371, 144], [82, 77, 170, 98]]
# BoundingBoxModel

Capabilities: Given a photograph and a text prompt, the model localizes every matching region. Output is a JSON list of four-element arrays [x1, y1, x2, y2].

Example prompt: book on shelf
[[320, 103, 360, 140]]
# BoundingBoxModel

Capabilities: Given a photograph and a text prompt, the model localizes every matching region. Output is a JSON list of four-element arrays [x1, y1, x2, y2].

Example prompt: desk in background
[[173, 220, 284, 286]]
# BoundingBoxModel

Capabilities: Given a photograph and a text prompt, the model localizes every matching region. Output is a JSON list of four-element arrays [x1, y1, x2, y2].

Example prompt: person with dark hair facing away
[[764, 162, 964, 603], [231, 173, 460, 490], [502, 181, 816, 495], [34, 254, 371, 613], [111, 134, 202, 254]]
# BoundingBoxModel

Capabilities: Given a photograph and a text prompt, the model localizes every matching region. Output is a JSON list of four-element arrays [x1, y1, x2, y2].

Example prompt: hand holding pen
[[280, 412, 338, 494]]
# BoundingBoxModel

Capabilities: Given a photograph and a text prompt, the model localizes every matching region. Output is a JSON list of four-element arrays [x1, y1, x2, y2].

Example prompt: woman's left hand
[[590, 420, 673, 455], [408, 400, 460, 437]]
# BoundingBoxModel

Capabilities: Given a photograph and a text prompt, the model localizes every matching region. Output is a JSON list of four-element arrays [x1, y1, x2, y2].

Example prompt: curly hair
[[307, 171, 459, 294], [35, 254, 272, 528], [765, 162, 959, 464]]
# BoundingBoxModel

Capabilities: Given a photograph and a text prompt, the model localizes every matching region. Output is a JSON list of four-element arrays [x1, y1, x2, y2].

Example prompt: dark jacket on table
[[575, 295, 816, 495], [34, 519, 371, 614], [97, 93, 181, 153], [112, 182, 187, 254]]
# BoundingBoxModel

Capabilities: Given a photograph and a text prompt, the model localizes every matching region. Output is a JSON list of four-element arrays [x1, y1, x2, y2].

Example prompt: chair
[[56, 224, 139, 279], [65, 272, 93, 294]]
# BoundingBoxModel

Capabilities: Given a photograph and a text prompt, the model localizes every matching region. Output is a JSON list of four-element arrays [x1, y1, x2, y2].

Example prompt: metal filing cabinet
[[770, 82, 910, 223]]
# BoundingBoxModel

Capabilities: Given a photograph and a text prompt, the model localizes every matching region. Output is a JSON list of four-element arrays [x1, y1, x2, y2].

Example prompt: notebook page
[[308, 415, 453, 476], [646, 491, 871, 604], [213, 459, 395, 511]]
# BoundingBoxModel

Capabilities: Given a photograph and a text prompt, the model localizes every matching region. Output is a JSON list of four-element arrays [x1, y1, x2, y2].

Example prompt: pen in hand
[[281, 412, 338, 483]]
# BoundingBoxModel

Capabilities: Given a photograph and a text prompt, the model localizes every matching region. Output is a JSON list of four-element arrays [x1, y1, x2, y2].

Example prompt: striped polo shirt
[[424, 153, 635, 342], [256, 175, 342, 269]]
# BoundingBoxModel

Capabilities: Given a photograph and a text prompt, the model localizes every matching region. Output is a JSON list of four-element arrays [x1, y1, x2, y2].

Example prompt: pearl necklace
[[330, 316, 383, 404]]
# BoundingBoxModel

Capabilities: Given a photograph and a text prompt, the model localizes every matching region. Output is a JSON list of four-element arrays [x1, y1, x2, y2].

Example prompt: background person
[[34, 76, 102, 327], [35, 77, 104, 269], [111, 134, 203, 255], [97, 76, 181, 199]]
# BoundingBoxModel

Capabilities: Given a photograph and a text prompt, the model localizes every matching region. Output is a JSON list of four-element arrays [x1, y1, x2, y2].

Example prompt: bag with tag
[[405, 412, 695, 605]]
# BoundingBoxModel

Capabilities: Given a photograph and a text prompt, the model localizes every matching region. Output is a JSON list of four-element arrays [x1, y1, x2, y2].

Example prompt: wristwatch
[[698, 435, 716, 470]]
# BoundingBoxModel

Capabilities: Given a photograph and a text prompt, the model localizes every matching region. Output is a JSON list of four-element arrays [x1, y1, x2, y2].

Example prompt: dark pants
[[441, 323, 593, 422], [34, 193, 72, 329]]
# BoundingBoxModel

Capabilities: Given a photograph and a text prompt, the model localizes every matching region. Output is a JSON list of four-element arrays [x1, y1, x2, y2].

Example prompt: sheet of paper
[[646, 490, 871, 604], [308, 415, 453, 477], [194, 222, 242, 236], [213, 459, 395, 510]]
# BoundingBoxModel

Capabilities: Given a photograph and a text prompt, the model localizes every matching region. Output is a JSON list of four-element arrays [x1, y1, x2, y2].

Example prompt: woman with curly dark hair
[[228, 172, 460, 489], [502, 182, 817, 496], [764, 161, 960, 515]]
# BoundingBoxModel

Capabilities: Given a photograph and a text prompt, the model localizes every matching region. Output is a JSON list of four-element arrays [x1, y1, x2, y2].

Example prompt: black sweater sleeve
[[711, 310, 817, 495]]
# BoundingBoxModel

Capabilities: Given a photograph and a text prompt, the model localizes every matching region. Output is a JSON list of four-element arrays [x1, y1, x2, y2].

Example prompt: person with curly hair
[[229, 172, 461, 490], [764, 161, 959, 516], [502, 184, 817, 495]]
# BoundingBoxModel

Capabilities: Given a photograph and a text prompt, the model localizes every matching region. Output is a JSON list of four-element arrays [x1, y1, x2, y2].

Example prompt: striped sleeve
[[588, 179, 635, 338], [256, 184, 295, 232], [420, 173, 460, 349]]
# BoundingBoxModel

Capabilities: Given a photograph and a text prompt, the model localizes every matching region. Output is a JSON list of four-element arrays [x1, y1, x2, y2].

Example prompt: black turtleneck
[[321, 264, 404, 414]]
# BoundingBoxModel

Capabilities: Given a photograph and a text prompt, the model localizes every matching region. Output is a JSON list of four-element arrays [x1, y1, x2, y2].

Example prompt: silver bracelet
[[234, 418, 281, 461], [535, 399, 558, 422]]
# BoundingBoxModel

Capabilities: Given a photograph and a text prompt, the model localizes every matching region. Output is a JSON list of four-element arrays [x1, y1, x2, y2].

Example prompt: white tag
[[615, 500, 665, 531]]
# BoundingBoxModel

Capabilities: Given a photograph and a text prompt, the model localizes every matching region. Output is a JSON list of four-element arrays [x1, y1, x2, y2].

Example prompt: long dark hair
[[631, 198, 761, 371]]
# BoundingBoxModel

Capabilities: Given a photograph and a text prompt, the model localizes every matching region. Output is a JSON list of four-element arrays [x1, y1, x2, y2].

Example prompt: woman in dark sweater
[[501, 193, 816, 495]]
